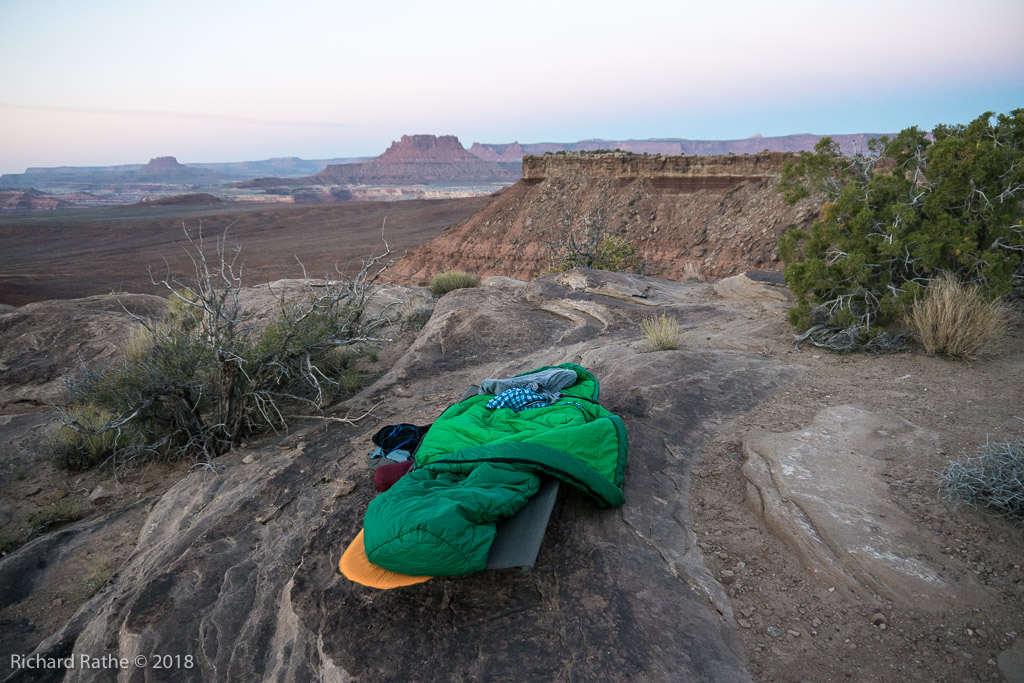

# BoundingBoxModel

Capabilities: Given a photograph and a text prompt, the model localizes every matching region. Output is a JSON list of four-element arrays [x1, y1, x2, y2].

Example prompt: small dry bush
[[906, 274, 1011, 359], [49, 404, 142, 470], [939, 436, 1024, 524], [53, 227, 394, 473], [640, 313, 684, 352], [430, 270, 480, 297], [398, 298, 434, 330]]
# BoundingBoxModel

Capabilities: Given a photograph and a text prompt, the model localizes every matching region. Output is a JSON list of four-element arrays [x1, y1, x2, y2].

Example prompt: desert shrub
[[640, 313, 684, 352], [906, 274, 1011, 359], [56, 226, 393, 472], [398, 298, 434, 330], [548, 207, 646, 274], [25, 497, 84, 532], [48, 404, 143, 470], [430, 270, 480, 297], [779, 109, 1024, 350], [939, 436, 1024, 524]]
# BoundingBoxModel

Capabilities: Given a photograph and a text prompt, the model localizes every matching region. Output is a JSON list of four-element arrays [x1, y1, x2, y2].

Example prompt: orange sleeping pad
[[338, 529, 432, 589]]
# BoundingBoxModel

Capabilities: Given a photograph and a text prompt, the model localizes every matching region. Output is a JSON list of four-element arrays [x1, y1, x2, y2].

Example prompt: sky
[[1, 0, 1022, 175]]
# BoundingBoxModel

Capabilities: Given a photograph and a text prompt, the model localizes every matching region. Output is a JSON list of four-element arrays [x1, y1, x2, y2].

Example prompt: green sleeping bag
[[363, 363, 628, 576]]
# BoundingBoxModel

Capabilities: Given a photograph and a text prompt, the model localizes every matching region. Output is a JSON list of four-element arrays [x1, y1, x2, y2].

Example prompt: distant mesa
[[468, 141, 525, 163], [0, 156, 225, 186], [243, 134, 521, 189], [134, 156, 225, 183], [0, 156, 356, 188], [143, 156, 185, 171], [376, 134, 482, 163]]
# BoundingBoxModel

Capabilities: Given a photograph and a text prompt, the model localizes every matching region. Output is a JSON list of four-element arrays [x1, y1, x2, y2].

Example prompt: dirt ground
[[0, 195, 489, 306], [690, 307, 1024, 682]]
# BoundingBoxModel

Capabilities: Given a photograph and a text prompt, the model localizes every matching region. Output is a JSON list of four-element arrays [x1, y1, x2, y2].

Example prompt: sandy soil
[[691, 305, 1024, 682]]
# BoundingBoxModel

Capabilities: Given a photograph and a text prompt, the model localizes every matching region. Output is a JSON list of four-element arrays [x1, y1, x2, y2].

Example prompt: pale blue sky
[[1, 0, 1022, 174]]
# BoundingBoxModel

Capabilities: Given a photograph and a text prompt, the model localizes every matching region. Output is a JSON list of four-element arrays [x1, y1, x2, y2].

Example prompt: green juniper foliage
[[778, 109, 1024, 337], [548, 207, 646, 274]]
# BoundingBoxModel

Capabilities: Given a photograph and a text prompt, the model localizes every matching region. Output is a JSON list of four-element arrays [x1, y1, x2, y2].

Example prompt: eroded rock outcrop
[[2, 270, 805, 682], [0, 294, 167, 409], [741, 405, 991, 607], [391, 154, 819, 284]]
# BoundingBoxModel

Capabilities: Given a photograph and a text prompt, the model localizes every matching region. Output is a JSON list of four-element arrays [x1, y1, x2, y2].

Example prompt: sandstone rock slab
[[742, 405, 990, 607], [5, 270, 807, 682], [0, 293, 166, 409], [714, 273, 793, 307]]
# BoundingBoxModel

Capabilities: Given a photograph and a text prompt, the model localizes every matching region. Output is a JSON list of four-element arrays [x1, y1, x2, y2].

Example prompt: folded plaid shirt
[[485, 387, 553, 412]]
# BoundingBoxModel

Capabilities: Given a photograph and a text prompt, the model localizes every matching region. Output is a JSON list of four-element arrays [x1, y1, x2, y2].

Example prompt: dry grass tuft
[[906, 274, 1011, 360], [430, 270, 480, 297], [24, 497, 84, 531], [398, 298, 434, 330], [640, 313, 684, 352], [680, 261, 702, 282], [124, 324, 154, 362], [49, 404, 140, 470]]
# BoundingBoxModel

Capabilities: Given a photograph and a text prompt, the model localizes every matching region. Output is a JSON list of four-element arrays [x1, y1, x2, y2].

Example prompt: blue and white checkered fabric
[[485, 387, 553, 412]]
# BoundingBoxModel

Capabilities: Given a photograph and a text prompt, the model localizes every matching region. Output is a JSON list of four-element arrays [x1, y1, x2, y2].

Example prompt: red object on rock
[[373, 460, 414, 491]]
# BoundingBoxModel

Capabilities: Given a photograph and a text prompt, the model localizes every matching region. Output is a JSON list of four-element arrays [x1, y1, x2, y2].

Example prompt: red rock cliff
[[391, 152, 819, 283]]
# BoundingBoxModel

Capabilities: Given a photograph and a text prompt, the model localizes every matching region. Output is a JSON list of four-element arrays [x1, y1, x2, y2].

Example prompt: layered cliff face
[[521, 151, 792, 179], [391, 152, 819, 283]]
